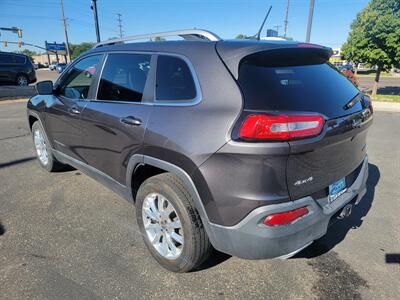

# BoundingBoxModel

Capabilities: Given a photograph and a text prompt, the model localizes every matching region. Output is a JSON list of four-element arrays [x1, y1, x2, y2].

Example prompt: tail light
[[239, 114, 324, 141], [263, 207, 309, 226]]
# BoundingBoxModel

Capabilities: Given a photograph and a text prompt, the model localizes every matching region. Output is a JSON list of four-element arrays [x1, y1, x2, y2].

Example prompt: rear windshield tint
[[238, 60, 361, 118]]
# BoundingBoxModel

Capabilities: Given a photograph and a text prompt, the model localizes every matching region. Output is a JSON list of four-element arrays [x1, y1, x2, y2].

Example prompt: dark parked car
[[55, 63, 67, 73], [0, 52, 36, 86], [27, 29, 373, 272]]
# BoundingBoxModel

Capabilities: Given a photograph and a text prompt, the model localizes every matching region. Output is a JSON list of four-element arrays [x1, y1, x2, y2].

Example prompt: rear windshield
[[238, 59, 362, 118]]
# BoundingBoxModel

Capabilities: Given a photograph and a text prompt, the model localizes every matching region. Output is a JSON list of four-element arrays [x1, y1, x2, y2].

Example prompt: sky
[[0, 0, 370, 53]]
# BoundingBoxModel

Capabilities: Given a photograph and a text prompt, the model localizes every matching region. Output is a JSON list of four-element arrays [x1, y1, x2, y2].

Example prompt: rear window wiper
[[344, 94, 361, 110]]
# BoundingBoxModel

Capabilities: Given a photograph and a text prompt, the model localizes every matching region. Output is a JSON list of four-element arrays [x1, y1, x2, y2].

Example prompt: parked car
[[338, 64, 354, 72], [55, 63, 67, 73], [27, 29, 373, 272], [49, 63, 56, 70], [0, 52, 37, 86]]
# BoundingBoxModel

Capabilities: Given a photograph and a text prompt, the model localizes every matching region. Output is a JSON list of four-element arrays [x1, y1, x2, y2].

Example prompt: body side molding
[[53, 150, 129, 201]]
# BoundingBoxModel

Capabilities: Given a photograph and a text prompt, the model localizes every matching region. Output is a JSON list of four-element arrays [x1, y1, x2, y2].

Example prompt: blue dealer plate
[[328, 178, 346, 203]]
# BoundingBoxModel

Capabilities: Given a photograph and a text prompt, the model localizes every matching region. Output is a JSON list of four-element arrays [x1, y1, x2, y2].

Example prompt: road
[[358, 76, 400, 93], [0, 101, 399, 299], [34, 68, 59, 83]]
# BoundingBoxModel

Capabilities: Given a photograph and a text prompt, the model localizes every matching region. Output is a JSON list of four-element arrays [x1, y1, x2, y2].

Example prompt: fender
[[125, 154, 220, 248]]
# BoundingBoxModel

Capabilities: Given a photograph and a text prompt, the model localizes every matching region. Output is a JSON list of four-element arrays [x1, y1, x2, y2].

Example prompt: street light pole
[[91, 0, 101, 43], [305, 0, 315, 42], [59, 0, 71, 63]]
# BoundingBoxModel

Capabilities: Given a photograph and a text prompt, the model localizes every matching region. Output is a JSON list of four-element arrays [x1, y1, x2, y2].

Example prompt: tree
[[235, 34, 249, 39], [69, 42, 95, 60], [14, 49, 39, 60], [153, 36, 166, 42], [341, 0, 400, 96]]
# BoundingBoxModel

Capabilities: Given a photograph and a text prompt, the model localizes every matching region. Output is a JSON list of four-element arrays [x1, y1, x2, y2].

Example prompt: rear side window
[[14, 55, 26, 64], [156, 55, 196, 102], [0, 54, 24, 64], [97, 53, 151, 102], [238, 55, 361, 118]]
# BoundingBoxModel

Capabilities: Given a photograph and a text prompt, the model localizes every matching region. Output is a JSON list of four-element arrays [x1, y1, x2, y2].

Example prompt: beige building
[[32, 54, 67, 65]]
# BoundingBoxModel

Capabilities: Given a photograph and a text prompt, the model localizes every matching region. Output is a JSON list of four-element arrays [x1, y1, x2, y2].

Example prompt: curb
[[372, 101, 400, 112]]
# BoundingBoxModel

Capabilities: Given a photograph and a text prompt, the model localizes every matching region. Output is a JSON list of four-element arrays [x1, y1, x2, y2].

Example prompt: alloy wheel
[[142, 193, 184, 260], [33, 129, 49, 166]]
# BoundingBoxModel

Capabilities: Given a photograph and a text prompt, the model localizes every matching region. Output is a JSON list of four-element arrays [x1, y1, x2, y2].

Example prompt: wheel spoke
[[148, 198, 160, 220], [170, 232, 183, 245], [165, 234, 177, 256], [145, 222, 161, 231], [168, 219, 181, 229], [143, 206, 159, 221], [161, 234, 169, 256], [151, 230, 162, 244]]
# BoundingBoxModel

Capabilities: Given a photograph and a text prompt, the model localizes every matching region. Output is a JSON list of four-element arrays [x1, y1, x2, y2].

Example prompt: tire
[[31, 121, 65, 172], [16, 74, 28, 86], [136, 173, 212, 272]]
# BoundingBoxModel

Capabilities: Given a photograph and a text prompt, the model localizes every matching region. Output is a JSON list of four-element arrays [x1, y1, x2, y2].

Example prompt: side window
[[0, 54, 13, 64], [59, 55, 101, 100], [97, 53, 151, 102], [14, 56, 25, 64], [155, 55, 196, 102]]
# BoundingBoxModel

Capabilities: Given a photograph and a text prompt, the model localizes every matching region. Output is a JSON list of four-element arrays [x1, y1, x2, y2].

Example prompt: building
[[32, 53, 67, 65], [329, 48, 347, 67]]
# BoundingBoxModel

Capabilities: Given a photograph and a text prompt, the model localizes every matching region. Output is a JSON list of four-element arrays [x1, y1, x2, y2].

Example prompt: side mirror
[[35, 80, 54, 95]]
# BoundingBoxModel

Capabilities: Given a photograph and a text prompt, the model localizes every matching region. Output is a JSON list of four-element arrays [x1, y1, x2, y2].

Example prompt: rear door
[[78, 52, 154, 184], [237, 49, 373, 200], [0, 53, 16, 82]]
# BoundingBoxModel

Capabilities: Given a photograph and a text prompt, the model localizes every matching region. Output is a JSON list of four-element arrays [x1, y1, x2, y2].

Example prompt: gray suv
[[27, 29, 372, 272]]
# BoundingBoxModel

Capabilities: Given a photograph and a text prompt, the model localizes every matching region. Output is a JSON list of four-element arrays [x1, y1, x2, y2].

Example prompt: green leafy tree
[[14, 49, 39, 60], [70, 42, 95, 60], [235, 34, 249, 39], [153, 36, 166, 42], [341, 0, 400, 95]]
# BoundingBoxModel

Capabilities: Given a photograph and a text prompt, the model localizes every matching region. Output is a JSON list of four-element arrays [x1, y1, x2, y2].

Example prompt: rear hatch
[[223, 44, 373, 200]]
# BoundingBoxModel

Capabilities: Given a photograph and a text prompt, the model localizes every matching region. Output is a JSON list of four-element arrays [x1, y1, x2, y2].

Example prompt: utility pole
[[283, 0, 290, 38], [59, 0, 71, 62], [91, 0, 101, 42], [305, 0, 315, 42], [117, 13, 123, 38]]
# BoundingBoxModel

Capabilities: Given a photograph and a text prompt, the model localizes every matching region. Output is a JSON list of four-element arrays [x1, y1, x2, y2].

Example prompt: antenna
[[253, 5, 272, 40]]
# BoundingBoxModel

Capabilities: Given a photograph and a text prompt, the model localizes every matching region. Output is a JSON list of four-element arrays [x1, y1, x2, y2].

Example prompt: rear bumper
[[206, 155, 369, 259]]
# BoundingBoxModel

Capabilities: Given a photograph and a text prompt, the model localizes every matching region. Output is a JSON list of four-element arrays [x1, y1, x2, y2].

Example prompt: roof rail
[[93, 29, 221, 48]]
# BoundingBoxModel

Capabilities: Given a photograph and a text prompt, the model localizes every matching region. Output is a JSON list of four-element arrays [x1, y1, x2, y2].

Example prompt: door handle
[[68, 106, 80, 115], [120, 116, 142, 126]]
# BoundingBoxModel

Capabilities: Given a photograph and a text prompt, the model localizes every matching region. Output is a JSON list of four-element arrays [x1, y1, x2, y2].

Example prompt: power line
[[283, 0, 290, 38], [59, 0, 71, 62], [117, 13, 123, 38]]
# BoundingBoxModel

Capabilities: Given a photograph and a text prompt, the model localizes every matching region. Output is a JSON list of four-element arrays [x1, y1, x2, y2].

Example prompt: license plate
[[328, 178, 347, 203]]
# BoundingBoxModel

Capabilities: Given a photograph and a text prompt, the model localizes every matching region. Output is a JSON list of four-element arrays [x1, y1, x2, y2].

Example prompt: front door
[[44, 54, 103, 161], [78, 53, 154, 184]]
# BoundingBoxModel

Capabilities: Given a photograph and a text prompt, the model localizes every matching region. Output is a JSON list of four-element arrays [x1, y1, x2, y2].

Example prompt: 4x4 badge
[[294, 176, 314, 186]]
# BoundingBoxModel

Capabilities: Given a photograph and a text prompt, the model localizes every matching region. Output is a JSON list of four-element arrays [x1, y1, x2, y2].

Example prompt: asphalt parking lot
[[0, 101, 399, 299]]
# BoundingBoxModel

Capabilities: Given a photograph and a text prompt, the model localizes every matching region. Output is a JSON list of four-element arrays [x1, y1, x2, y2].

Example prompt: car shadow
[[293, 163, 380, 258], [194, 249, 232, 272], [0, 222, 5, 236]]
